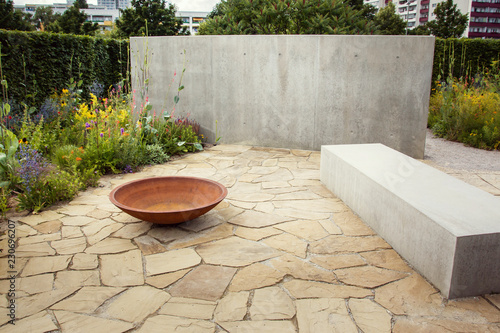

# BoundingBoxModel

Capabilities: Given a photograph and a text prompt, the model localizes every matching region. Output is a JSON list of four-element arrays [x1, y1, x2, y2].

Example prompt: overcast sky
[[13, 0, 219, 13]]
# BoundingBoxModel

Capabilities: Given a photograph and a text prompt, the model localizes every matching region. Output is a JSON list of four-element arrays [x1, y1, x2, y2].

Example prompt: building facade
[[369, 0, 500, 38], [176, 11, 208, 35]]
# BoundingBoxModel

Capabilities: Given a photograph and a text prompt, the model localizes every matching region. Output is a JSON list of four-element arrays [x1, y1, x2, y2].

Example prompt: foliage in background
[[426, 0, 468, 39], [432, 38, 500, 89], [199, 0, 379, 35], [0, 29, 129, 107], [429, 73, 500, 150], [372, 2, 406, 35], [116, 0, 189, 37], [0, 0, 34, 32]]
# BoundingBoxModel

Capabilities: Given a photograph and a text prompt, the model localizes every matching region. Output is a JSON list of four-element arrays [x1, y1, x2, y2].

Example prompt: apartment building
[[177, 11, 208, 35], [368, 0, 500, 38]]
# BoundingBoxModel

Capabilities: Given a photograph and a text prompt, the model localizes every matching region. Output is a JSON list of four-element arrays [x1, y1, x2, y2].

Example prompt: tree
[[116, 0, 189, 37], [0, 0, 35, 31], [54, 2, 99, 35], [198, 0, 378, 35], [373, 2, 406, 35], [33, 6, 60, 31], [426, 0, 468, 38]]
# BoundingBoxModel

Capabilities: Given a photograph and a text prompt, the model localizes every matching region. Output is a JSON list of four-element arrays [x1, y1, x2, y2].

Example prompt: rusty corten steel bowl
[[109, 176, 228, 224]]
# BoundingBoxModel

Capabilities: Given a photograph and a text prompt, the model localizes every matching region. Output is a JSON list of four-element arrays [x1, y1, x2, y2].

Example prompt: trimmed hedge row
[[0, 29, 129, 106], [434, 38, 500, 84]]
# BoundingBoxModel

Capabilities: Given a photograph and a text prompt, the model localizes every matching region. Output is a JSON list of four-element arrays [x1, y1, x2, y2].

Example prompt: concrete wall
[[130, 35, 435, 159]]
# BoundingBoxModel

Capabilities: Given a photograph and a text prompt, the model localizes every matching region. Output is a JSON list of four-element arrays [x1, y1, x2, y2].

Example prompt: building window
[[192, 17, 205, 24], [180, 17, 189, 23]]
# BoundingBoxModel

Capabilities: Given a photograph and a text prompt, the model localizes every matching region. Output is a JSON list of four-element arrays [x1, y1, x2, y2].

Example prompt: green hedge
[[433, 38, 500, 84], [0, 29, 129, 106]]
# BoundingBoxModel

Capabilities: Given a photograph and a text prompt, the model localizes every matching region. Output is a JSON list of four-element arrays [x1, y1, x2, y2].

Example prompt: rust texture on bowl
[[109, 176, 228, 224]]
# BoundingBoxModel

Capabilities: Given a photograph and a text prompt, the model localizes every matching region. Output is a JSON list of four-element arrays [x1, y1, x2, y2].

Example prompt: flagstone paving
[[1, 144, 499, 332]]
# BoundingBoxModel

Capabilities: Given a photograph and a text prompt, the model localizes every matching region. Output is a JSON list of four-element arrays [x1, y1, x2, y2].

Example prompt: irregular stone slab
[[0, 311, 57, 333], [0, 257, 28, 279], [112, 221, 152, 239], [111, 212, 142, 223], [261, 181, 291, 189], [274, 208, 331, 220], [439, 296, 500, 323], [275, 220, 330, 241], [248, 166, 280, 175], [214, 292, 249, 322], [234, 226, 282, 241], [21, 255, 72, 277], [228, 263, 284, 292], [250, 287, 295, 320], [100, 249, 144, 287], [485, 294, 500, 309], [60, 215, 97, 226], [296, 298, 357, 333], [61, 226, 84, 238], [227, 200, 256, 210], [196, 237, 280, 267], [270, 254, 336, 283], [309, 235, 391, 254], [374, 274, 441, 316], [169, 265, 237, 301], [214, 205, 245, 221], [308, 185, 336, 198], [82, 218, 123, 245], [392, 317, 499, 333], [333, 211, 376, 236], [51, 286, 124, 312], [290, 169, 320, 180], [179, 212, 226, 232], [58, 204, 95, 216], [168, 223, 233, 250], [16, 242, 56, 257], [17, 286, 79, 319], [318, 219, 343, 235], [71, 253, 98, 270], [32, 220, 61, 234], [17, 233, 61, 245], [349, 298, 392, 333], [54, 270, 100, 288], [54, 310, 134, 333], [86, 208, 112, 219], [218, 320, 296, 333], [283, 279, 372, 299], [229, 210, 293, 228], [105, 285, 170, 323], [262, 233, 308, 258], [148, 226, 190, 243], [136, 315, 215, 333], [18, 211, 64, 227], [146, 269, 191, 289], [70, 194, 112, 205], [335, 266, 407, 289], [360, 250, 413, 272], [51, 237, 87, 254], [85, 238, 136, 254], [145, 248, 201, 276], [134, 235, 166, 255], [274, 191, 322, 201], [311, 254, 366, 270], [159, 297, 216, 320], [10, 274, 53, 295], [252, 168, 294, 183], [273, 198, 341, 212], [226, 192, 275, 202]]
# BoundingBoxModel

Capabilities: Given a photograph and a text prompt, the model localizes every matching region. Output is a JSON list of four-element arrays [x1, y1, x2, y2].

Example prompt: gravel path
[[424, 129, 500, 172]]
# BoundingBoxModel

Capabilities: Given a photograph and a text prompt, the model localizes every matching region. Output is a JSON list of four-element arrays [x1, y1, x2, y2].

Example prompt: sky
[[13, 0, 219, 12]]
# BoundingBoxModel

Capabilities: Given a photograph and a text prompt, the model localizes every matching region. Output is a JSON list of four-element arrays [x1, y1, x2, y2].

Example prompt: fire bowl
[[109, 176, 228, 224]]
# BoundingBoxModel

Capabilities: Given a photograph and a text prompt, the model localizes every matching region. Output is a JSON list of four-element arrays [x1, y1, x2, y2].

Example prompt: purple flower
[[100, 132, 104, 138], [120, 128, 125, 135], [85, 122, 91, 129]]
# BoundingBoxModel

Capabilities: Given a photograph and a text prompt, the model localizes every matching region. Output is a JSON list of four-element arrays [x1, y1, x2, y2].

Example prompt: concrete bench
[[320, 143, 500, 299]]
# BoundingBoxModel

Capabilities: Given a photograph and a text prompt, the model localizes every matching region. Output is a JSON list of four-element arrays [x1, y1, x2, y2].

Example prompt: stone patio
[[0, 144, 499, 332]]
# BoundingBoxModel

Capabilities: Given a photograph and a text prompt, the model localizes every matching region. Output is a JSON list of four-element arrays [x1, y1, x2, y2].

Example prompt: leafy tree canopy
[[53, 2, 99, 35], [373, 2, 406, 35], [426, 0, 468, 38], [199, 0, 379, 35], [116, 0, 189, 37], [0, 0, 35, 31], [33, 6, 61, 31]]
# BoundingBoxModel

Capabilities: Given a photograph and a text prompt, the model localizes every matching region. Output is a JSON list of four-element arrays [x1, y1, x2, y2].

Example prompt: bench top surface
[[322, 144, 500, 237]]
